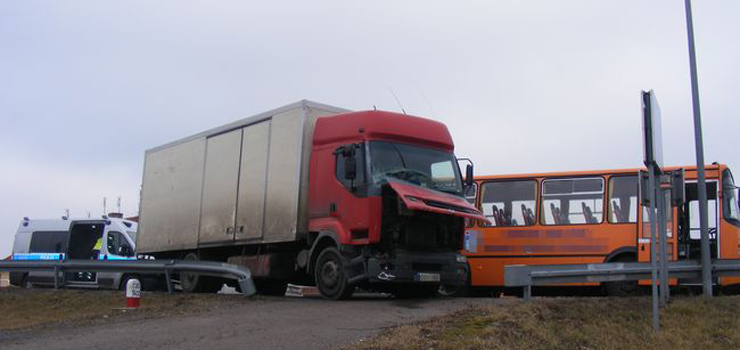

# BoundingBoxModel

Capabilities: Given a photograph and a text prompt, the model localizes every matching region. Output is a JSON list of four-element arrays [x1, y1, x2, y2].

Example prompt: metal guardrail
[[504, 259, 740, 301], [0, 259, 257, 296]]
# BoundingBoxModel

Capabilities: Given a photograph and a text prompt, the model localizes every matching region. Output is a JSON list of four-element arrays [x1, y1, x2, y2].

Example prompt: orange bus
[[463, 163, 740, 295]]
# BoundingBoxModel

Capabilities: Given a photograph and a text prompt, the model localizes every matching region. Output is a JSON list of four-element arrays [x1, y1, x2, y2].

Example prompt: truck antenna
[[388, 87, 407, 115], [103, 197, 107, 215], [117, 196, 121, 213]]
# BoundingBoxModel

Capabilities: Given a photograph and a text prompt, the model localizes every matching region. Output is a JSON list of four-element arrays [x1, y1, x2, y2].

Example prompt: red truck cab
[[307, 110, 485, 299]]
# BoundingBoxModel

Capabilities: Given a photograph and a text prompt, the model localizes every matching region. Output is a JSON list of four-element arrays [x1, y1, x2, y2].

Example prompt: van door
[[27, 231, 68, 286], [98, 230, 136, 289]]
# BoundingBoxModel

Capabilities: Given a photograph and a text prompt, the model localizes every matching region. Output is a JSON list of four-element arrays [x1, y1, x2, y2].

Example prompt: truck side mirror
[[345, 156, 357, 180], [465, 164, 474, 188]]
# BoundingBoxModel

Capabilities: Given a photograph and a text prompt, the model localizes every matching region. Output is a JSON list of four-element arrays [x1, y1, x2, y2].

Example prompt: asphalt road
[[1, 294, 494, 350]]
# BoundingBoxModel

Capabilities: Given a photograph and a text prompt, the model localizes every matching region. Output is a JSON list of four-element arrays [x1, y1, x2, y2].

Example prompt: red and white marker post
[[125, 278, 141, 308]]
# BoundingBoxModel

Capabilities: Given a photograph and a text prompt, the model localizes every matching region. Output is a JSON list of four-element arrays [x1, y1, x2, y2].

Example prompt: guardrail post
[[54, 265, 59, 290], [523, 285, 532, 302], [164, 268, 173, 294]]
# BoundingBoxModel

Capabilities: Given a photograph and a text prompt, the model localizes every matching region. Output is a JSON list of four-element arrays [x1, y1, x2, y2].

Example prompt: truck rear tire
[[315, 247, 355, 300], [181, 252, 221, 293]]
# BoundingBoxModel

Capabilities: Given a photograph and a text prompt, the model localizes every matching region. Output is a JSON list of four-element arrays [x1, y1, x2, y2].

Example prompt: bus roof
[[475, 163, 728, 181]]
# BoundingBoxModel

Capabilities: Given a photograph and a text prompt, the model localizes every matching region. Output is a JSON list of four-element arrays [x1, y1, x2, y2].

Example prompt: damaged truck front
[[308, 111, 486, 299], [136, 100, 485, 300]]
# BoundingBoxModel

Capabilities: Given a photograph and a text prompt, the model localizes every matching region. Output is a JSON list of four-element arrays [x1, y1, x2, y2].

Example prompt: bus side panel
[[469, 256, 604, 287]]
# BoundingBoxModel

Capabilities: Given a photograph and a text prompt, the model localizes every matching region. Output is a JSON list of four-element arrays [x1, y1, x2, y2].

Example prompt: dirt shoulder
[[343, 296, 740, 350], [0, 287, 249, 332]]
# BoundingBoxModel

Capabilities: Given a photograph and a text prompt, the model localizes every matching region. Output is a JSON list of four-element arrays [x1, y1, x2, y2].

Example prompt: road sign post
[[642, 90, 663, 331], [684, 0, 713, 299]]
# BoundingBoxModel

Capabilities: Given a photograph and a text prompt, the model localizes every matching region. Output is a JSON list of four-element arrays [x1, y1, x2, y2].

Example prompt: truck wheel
[[180, 252, 221, 293], [315, 247, 355, 300]]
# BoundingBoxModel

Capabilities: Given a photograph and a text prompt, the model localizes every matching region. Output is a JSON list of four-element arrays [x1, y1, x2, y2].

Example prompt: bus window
[[722, 169, 740, 226], [542, 177, 604, 225], [479, 180, 536, 227], [609, 176, 638, 223]]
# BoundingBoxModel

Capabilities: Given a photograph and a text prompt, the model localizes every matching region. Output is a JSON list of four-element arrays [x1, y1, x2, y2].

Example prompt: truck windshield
[[723, 169, 740, 226], [369, 141, 462, 195]]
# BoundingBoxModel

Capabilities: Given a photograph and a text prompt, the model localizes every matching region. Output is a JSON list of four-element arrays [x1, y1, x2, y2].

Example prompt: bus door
[[637, 186, 678, 265], [678, 181, 719, 261]]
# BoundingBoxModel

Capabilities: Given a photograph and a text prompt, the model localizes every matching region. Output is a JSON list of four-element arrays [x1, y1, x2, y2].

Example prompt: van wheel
[[315, 247, 354, 300]]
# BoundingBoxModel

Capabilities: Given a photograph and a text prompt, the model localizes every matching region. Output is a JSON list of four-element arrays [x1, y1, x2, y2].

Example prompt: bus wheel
[[315, 247, 354, 300], [604, 257, 640, 296]]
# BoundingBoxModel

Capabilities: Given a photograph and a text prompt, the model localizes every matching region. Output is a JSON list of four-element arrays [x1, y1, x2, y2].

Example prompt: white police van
[[10, 216, 138, 290]]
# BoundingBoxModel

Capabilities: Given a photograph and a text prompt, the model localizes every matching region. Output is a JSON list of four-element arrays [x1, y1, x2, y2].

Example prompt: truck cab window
[[369, 141, 462, 195]]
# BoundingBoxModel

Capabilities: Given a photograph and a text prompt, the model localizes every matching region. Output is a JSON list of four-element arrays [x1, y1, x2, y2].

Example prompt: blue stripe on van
[[13, 253, 66, 260], [99, 254, 136, 260]]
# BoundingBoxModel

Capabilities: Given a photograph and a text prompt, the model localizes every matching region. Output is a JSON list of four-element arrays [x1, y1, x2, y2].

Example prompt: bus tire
[[604, 256, 640, 296]]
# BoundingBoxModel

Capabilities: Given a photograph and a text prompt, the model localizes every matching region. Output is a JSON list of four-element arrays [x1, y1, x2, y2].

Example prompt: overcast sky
[[1, 1, 738, 258]]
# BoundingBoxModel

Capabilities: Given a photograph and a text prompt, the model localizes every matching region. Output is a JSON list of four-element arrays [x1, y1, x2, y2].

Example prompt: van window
[[542, 177, 604, 225], [107, 231, 134, 256], [480, 180, 537, 227], [609, 176, 638, 223], [30, 231, 68, 253]]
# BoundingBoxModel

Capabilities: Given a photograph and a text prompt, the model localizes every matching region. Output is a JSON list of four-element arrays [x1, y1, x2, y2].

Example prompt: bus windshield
[[369, 141, 463, 195], [723, 169, 740, 225]]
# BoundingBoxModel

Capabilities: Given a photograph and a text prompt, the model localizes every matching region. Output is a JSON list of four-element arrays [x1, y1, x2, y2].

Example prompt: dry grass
[[345, 296, 740, 350], [0, 288, 248, 331]]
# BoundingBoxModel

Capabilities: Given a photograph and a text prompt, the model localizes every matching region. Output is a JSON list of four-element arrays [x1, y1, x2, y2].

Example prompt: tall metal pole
[[684, 0, 713, 297], [657, 180, 670, 306], [648, 166, 660, 331]]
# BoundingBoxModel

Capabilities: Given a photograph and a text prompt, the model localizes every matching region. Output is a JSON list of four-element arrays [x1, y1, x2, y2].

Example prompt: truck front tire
[[315, 247, 355, 300]]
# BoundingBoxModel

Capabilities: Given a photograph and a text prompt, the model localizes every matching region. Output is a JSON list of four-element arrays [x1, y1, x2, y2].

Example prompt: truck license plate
[[416, 272, 441, 282]]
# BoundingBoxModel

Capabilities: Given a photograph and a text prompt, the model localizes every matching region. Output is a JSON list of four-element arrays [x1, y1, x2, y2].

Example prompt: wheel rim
[[181, 253, 199, 292], [320, 260, 340, 289]]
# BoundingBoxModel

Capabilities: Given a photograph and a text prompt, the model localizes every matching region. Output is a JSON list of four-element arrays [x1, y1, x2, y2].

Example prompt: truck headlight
[[456, 254, 467, 263]]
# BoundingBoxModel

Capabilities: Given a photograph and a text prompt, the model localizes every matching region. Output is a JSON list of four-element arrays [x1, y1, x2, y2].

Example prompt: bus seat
[[492, 205, 501, 226], [550, 203, 561, 225], [527, 207, 536, 225], [520, 204, 531, 225], [612, 201, 623, 223], [582, 203, 597, 223]]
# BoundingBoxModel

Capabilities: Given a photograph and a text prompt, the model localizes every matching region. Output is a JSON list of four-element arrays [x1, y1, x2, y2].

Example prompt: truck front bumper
[[365, 250, 468, 286]]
